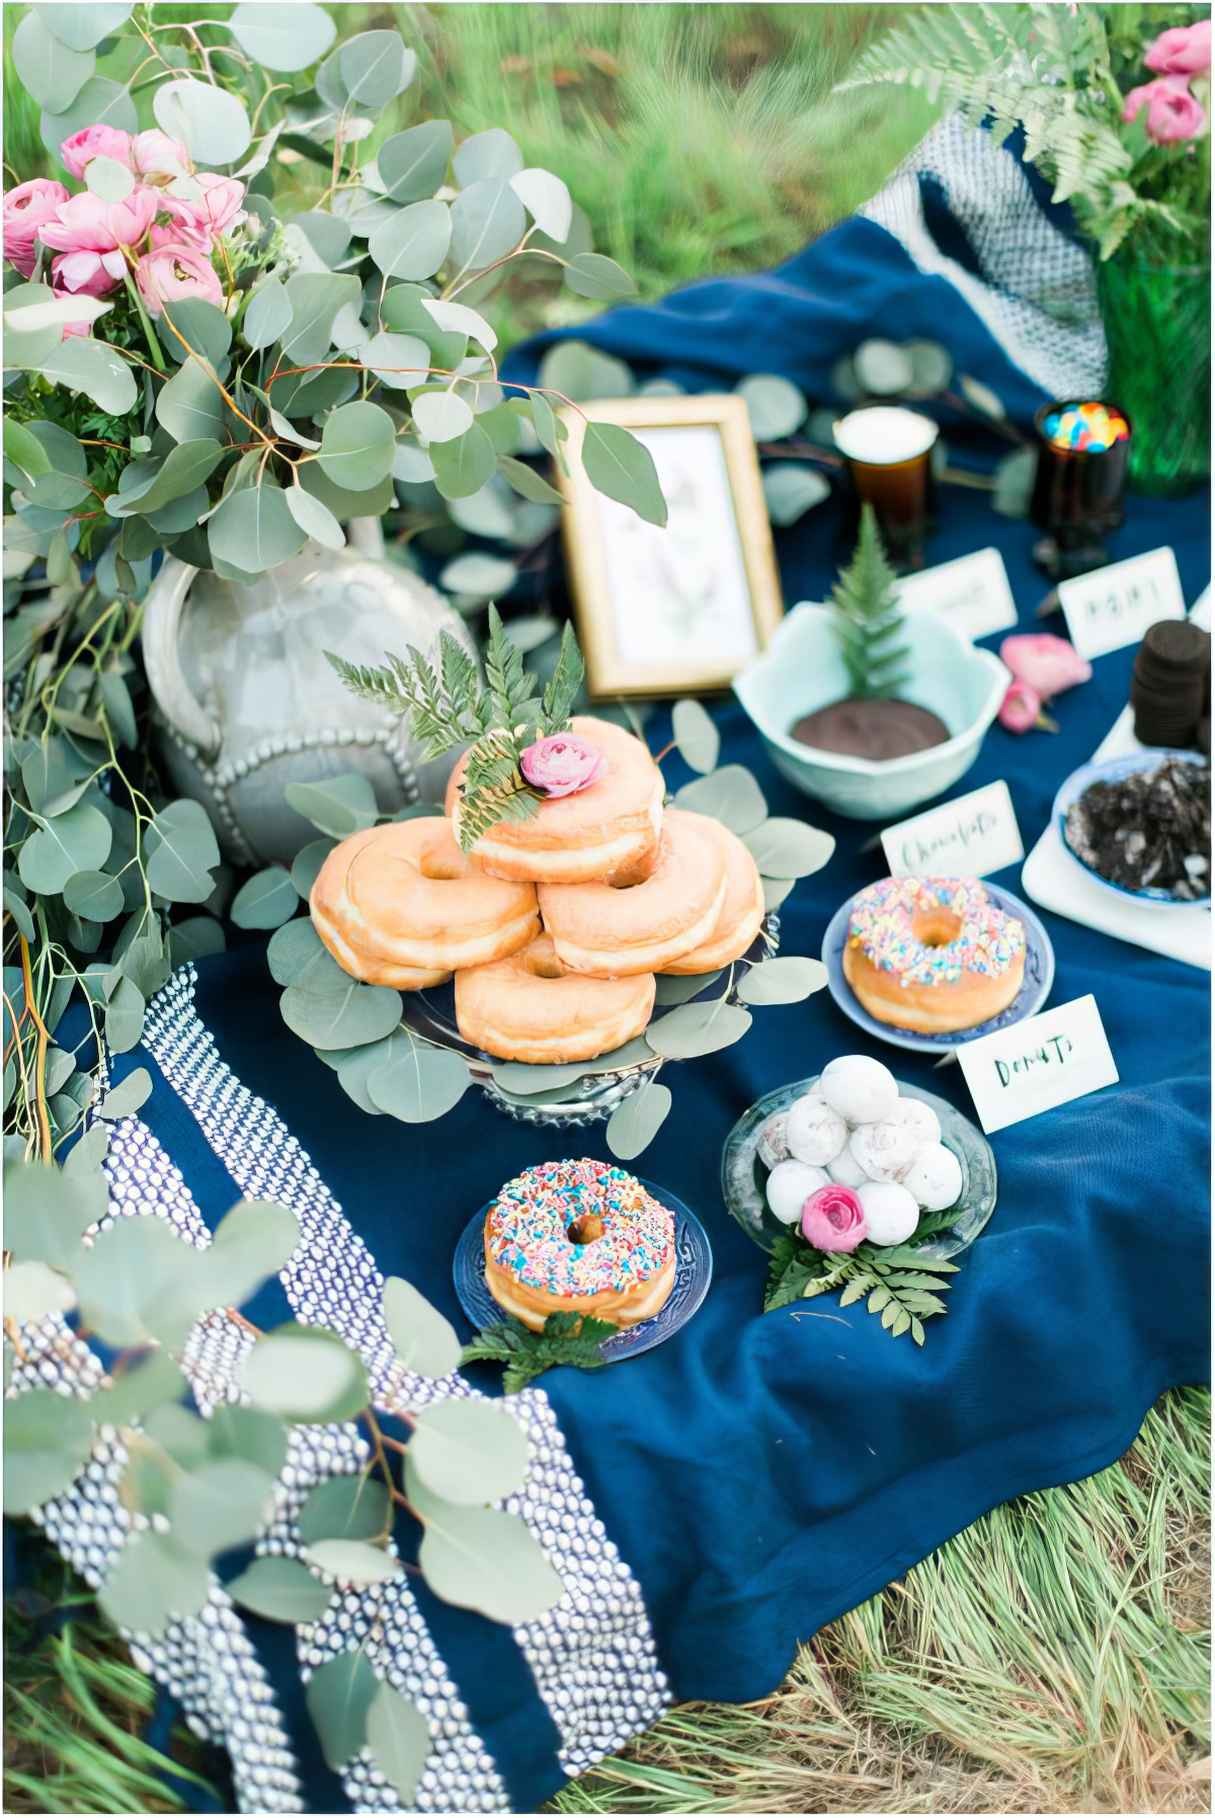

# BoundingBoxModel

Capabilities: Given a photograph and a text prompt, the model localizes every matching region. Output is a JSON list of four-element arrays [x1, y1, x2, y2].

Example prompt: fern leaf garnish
[[829, 505, 908, 701]]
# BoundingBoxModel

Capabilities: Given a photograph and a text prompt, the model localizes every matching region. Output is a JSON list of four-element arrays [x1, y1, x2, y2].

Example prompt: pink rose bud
[[59, 124, 133, 181], [1123, 75, 1206, 144], [519, 733, 606, 799], [1145, 21, 1211, 77], [3, 177, 69, 276], [130, 129, 190, 181], [998, 633, 1091, 701], [38, 186, 160, 255], [998, 678, 1045, 734], [800, 1184, 867, 1254], [133, 241, 225, 316]]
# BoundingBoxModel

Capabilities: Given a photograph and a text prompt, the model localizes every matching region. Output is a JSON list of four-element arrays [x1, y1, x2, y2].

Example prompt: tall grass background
[[2, 5, 1208, 1812]]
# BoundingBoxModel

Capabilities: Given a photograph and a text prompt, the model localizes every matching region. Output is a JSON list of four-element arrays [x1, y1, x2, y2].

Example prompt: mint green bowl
[[734, 604, 1010, 821]]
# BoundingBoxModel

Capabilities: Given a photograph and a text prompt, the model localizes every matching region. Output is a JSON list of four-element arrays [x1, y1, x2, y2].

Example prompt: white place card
[[1058, 546, 1185, 660], [896, 547, 1018, 642], [881, 780, 1024, 880], [956, 994, 1118, 1134]]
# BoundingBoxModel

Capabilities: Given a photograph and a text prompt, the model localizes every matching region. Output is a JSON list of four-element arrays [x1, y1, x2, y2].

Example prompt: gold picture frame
[[555, 394, 784, 699]]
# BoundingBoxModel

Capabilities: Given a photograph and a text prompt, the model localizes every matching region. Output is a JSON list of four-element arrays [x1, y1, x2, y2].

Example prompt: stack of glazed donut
[[310, 714, 765, 1065]]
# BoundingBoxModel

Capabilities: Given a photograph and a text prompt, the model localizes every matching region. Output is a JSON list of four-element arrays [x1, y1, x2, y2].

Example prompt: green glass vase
[[1096, 253, 1210, 497]]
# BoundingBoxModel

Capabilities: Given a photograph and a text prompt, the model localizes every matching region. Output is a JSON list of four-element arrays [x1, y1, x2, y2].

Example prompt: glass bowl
[[721, 1074, 997, 1259]]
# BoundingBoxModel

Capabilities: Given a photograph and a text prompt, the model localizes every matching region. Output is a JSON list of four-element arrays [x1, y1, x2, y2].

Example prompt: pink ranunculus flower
[[148, 192, 214, 252], [193, 173, 246, 235], [38, 186, 159, 255], [800, 1185, 867, 1254], [133, 241, 224, 316], [999, 633, 1091, 701], [51, 247, 127, 298], [59, 124, 133, 181], [3, 178, 69, 276], [130, 129, 190, 182], [1145, 20, 1211, 77], [998, 678, 1048, 734], [519, 732, 606, 798], [1123, 74, 1207, 144]]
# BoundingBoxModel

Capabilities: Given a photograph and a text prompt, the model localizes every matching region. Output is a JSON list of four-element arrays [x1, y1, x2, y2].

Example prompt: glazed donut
[[843, 876, 1026, 1034], [483, 1158, 675, 1330], [660, 815, 765, 974], [311, 818, 539, 989], [445, 716, 663, 885], [455, 932, 655, 1063], [539, 808, 727, 978]]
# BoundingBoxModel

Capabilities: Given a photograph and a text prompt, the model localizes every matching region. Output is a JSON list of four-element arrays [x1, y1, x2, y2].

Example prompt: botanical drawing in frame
[[555, 394, 784, 698]]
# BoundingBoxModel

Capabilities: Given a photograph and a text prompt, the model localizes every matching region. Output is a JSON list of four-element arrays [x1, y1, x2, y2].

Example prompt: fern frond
[[830, 505, 907, 701], [540, 621, 584, 733]]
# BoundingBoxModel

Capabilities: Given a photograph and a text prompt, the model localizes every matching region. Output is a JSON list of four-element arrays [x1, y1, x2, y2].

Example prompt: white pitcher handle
[[140, 557, 222, 758]]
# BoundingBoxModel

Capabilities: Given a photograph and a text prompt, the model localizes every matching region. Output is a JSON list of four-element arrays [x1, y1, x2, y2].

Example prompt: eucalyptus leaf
[[304, 1539, 403, 1585], [306, 1650, 379, 1773], [645, 999, 752, 1060], [904, 339, 953, 395], [3, 1389, 94, 1515], [510, 168, 572, 242], [208, 484, 307, 576], [413, 391, 474, 445], [169, 1457, 277, 1558], [298, 1473, 390, 1545], [409, 1398, 529, 1505], [453, 129, 522, 185], [993, 446, 1036, 518], [743, 818, 835, 879], [110, 440, 224, 516], [95, 1066, 152, 1120], [86, 155, 134, 202], [562, 253, 637, 300], [226, 1555, 333, 1623], [605, 1080, 671, 1161], [154, 361, 227, 444], [361, 331, 430, 391], [38, 339, 136, 416], [267, 919, 348, 992], [283, 773, 377, 838], [368, 200, 451, 283], [366, 1685, 432, 1807], [496, 455, 562, 506], [379, 120, 453, 204], [42, 5, 133, 52], [382, 1277, 461, 1379], [439, 552, 517, 599], [281, 979, 406, 1053], [409, 1470, 563, 1624], [100, 1530, 210, 1638], [40, 77, 136, 166], [854, 339, 915, 396], [737, 374, 806, 441], [154, 78, 251, 167], [168, 915, 227, 967], [241, 1324, 369, 1424], [339, 29, 415, 107], [959, 374, 1006, 421], [580, 422, 666, 527], [289, 839, 336, 900], [74, 1215, 204, 1348], [317, 402, 397, 493], [230, 2, 336, 72], [449, 179, 526, 274], [13, 12, 94, 114], [19, 801, 112, 895], [91, 1352, 186, 1427], [145, 799, 220, 903], [160, 298, 232, 366], [652, 969, 723, 1005], [278, 273, 361, 367], [286, 485, 345, 552], [674, 765, 768, 833], [736, 956, 828, 1005], [62, 868, 124, 922], [4, 1259, 76, 1326], [429, 425, 496, 501], [104, 976, 145, 1053], [762, 464, 831, 526], [365, 1037, 470, 1123], [671, 699, 719, 774], [243, 278, 293, 351]]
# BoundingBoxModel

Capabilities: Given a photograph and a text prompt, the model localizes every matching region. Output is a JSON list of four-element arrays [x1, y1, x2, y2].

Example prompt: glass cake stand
[[721, 1074, 997, 1259], [400, 914, 780, 1127]]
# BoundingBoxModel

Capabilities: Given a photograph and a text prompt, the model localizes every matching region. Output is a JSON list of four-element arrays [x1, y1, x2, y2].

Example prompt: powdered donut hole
[[848, 1118, 921, 1183], [818, 1055, 899, 1125], [757, 1111, 792, 1170], [766, 1159, 830, 1225], [785, 1093, 847, 1167], [827, 1146, 870, 1188], [903, 1142, 963, 1211], [891, 1097, 941, 1148], [857, 1180, 920, 1246]]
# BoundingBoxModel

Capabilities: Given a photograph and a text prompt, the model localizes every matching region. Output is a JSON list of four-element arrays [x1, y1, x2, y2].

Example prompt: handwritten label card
[[896, 547, 1018, 642], [1058, 546, 1185, 660], [881, 780, 1024, 881], [957, 994, 1118, 1134]]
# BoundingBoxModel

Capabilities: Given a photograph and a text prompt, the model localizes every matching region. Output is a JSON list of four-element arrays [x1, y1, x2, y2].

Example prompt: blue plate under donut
[[821, 880, 1055, 1056], [453, 1181, 713, 1363]]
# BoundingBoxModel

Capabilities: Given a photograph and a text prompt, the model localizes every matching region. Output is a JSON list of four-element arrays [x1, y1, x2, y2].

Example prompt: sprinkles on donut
[[843, 876, 1026, 1035]]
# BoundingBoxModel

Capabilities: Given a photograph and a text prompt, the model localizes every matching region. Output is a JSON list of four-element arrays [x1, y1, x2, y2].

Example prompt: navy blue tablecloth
[[91, 178, 1211, 1811]]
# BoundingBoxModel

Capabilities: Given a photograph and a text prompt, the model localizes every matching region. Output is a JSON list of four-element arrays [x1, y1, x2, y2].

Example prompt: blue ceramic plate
[[821, 881, 1055, 1055], [1053, 749, 1210, 908], [453, 1181, 713, 1363]]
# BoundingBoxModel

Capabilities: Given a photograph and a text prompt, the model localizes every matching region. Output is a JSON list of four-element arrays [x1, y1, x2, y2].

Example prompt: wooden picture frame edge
[[554, 393, 785, 699]]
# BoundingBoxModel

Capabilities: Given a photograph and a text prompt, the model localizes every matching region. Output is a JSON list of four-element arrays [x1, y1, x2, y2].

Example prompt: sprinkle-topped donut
[[483, 1159, 676, 1331], [843, 876, 1027, 1036], [848, 877, 1024, 987]]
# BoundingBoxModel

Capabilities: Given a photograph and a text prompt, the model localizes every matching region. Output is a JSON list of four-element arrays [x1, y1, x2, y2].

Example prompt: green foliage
[[462, 1311, 620, 1392], [843, 2, 1210, 259], [829, 504, 909, 700], [764, 1211, 962, 1340]]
